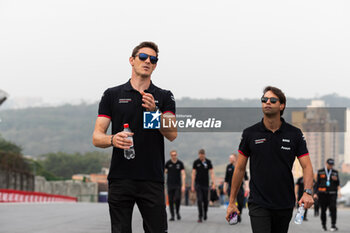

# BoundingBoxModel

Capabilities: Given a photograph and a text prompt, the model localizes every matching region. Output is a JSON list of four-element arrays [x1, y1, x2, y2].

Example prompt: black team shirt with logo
[[224, 164, 248, 192], [193, 158, 213, 187], [98, 79, 175, 183], [238, 118, 309, 209], [165, 160, 185, 188]]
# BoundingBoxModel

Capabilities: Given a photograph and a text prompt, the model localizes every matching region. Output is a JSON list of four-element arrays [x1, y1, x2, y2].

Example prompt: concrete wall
[[0, 168, 34, 191], [35, 176, 98, 202]]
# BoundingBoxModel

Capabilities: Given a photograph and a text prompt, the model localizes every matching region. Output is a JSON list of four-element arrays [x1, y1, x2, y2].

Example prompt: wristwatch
[[304, 189, 312, 195]]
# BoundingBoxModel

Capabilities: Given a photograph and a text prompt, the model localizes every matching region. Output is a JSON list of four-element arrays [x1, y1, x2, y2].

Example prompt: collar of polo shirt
[[259, 117, 287, 133], [124, 79, 156, 93]]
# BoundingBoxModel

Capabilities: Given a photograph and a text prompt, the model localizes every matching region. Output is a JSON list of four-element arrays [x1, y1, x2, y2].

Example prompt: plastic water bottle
[[228, 212, 238, 225], [294, 203, 305, 224], [123, 123, 135, 160]]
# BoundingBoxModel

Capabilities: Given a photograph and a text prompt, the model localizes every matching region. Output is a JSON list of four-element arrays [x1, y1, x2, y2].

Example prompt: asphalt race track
[[1, 203, 349, 233]]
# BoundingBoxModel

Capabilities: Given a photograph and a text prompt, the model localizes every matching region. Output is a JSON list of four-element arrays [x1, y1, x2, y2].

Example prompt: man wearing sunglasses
[[93, 41, 177, 233], [226, 86, 314, 233]]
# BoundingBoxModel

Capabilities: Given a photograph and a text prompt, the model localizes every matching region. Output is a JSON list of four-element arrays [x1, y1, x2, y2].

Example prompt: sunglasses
[[261, 97, 279, 104], [136, 53, 158, 64]]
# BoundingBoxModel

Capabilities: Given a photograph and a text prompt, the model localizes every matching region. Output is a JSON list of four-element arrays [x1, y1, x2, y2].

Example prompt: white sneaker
[[330, 226, 338, 232]]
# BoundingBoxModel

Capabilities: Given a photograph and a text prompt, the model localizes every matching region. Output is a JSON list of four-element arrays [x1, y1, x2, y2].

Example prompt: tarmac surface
[[1, 203, 349, 233]]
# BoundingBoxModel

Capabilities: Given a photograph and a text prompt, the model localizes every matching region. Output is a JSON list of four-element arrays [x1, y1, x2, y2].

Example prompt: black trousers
[[227, 186, 245, 214], [318, 193, 337, 226], [167, 186, 181, 217], [314, 197, 319, 215], [195, 185, 209, 219], [108, 179, 167, 233], [237, 188, 245, 214], [248, 203, 293, 233]]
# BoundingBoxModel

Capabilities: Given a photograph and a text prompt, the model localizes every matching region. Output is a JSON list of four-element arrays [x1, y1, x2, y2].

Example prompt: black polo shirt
[[165, 159, 185, 187], [238, 118, 309, 209], [193, 158, 213, 187], [316, 168, 340, 195], [98, 79, 176, 183], [224, 164, 235, 185], [224, 164, 248, 191]]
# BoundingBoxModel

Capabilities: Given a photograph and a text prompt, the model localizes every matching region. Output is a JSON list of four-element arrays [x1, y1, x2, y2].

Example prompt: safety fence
[[0, 189, 77, 203]]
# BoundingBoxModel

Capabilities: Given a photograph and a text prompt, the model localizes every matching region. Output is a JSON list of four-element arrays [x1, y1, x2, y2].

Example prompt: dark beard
[[263, 109, 279, 117]]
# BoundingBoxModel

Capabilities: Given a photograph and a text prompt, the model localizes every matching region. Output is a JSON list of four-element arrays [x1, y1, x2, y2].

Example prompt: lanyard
[[325, 167, 332, 181]]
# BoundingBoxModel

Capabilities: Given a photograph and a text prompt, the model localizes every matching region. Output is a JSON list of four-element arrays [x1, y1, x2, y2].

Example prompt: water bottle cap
[[124, 123, 129, 128]]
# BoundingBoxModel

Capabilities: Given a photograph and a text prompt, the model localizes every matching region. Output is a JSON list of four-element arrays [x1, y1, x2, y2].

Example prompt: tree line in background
[[1, 136, 350, 186], [0, 136, 110, 181], [0, 93, 349, 157], [1, 94, 350, 184], [37, 151, 110, 180]]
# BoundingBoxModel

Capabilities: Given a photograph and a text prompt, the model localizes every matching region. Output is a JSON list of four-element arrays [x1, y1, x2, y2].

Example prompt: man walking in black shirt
[[315, 158, 341, 231], [93, 41, 177, 233], [224, 153, 249, 223], [226, 86, 314, 233], [165, 150, 185, 221], [295, 176, 308, 221], [191, 149, 215, 223]]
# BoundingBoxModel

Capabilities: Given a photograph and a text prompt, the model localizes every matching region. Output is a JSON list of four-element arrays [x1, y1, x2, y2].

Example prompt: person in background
[[315, 158, 341, 232], [224, 153, 249, 223], [191, 149, 215, 223], [165, 150, 186, 221], [295, 176, 308, 221], [218, 181, 225, 205]]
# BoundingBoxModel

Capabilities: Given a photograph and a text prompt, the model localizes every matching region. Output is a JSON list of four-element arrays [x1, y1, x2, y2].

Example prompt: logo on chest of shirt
[[202, 161, 208, 169], [119, 98, 132, 103], [254, 138, 266, 144], [281, 146, 291, 150], [176, 164, 181, 169], [281, 138, 291, 151]]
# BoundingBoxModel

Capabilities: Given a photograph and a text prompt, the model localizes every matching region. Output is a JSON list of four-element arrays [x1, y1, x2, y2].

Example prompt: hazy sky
[[1, 0, 350, 104]]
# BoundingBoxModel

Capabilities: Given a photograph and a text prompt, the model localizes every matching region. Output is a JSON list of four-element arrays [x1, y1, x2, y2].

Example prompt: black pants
[[227, 186, 245, 214], [314, 197, 319, 216], [195, 185, 209, 219], [167, 186, 181, 218], [237, 188, 245, 214], [248, 203, 293, 233], [108, 179, 167, 233], [318, 193, 337, 226]]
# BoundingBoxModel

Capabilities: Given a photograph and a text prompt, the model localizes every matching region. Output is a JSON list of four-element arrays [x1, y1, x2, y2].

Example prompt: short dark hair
[[131, 41, 159, 57], [198, 149, 205, 154], [263, 86, 286, 116]]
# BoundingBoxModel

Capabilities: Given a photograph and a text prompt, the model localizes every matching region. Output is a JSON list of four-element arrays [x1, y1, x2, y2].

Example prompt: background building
[[342, 108, 350, 173], [292, 100, 339, 178]]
